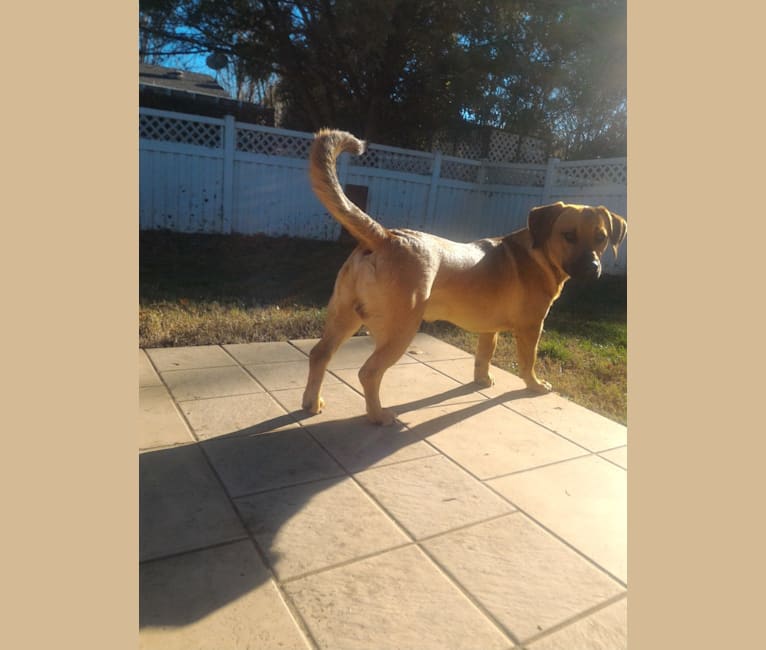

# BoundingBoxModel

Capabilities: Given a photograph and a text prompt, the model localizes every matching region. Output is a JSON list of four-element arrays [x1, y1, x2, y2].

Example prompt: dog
[[302, 129, 627, 425]]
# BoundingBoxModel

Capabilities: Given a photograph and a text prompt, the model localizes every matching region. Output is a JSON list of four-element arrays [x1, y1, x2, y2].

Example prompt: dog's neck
[[503, 230, 568, 300]]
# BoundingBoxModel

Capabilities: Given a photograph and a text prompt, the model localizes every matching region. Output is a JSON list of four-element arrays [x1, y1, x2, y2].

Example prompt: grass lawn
[[140, 230, 626, 424]]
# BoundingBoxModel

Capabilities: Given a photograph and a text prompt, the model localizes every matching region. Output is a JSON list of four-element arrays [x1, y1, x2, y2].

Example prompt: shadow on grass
[[140, 230, 355, 308]]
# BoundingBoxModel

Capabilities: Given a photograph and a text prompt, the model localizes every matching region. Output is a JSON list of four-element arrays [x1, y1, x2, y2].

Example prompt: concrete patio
[[139, 333, 627, 649]]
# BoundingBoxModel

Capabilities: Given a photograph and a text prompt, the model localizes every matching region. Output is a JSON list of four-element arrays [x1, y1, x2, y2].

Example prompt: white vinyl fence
[[139, 108, 627, 272]]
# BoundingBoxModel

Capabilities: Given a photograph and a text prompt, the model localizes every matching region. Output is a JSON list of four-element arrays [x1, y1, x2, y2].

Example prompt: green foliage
[[537, 337, 573, 363], [139, 0, 626, 157]]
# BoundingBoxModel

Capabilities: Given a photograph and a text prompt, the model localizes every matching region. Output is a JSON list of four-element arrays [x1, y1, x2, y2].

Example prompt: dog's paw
[[474, 373, 495, 388], [302, 395, 325, 415], [368, 408, 398, 426], [526, 379, 552, 394]]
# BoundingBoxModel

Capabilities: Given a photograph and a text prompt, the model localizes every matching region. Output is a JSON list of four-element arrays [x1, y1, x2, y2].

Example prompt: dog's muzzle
[[565, 253, 602, 280]]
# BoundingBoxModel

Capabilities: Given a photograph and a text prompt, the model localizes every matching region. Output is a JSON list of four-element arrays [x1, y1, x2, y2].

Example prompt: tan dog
[[302, 129, 627, 424]]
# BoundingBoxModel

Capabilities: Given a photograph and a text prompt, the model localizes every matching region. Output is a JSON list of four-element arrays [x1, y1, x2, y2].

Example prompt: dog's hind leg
[[302, 296, 362, 415], [358, 313, 423, 425], [474, 332, 499, 387]]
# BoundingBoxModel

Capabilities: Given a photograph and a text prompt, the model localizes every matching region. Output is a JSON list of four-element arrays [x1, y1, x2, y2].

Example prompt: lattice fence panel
[[485, 165, 546, 187], [518, 137, 547, 164], [351, 147, 433, 176], [455, 141, 483, 160], [139, 113, 222, 148], [488, 132, 520, 162], [555, 160, 627, 187], [440, 159, 481, 183], [236, 128, 312, 158]]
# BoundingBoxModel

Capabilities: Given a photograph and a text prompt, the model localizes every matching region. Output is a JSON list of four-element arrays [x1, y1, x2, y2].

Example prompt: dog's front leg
[[474, 332, 498, 387], [515, 324, 552, 394]]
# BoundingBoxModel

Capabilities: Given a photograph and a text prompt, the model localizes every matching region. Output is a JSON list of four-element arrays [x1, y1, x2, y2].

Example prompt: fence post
[[424, 150, 443, 227], [221, 114, 236, 233], [471, 158, 492, 239], [541, 157, 560, 205]]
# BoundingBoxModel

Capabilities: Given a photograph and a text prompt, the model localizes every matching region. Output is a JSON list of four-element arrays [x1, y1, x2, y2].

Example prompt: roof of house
[[139, 61, 275, 127], [139, 63, 229, 99]]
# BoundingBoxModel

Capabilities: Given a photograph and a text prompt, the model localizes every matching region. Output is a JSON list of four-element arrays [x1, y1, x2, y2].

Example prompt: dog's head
[[528, 201, 627, 280]]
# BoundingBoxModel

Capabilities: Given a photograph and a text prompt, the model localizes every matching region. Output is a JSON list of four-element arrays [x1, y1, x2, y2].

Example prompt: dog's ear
[[528, 202, 567, 248], [601, 207, 627, 258]]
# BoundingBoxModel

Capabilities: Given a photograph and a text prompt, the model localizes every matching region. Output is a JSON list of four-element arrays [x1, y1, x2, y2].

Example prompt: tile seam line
[[249, 401, 487, 647], [481, 486, 628, 589], [392, 404, 568, 496], [192, 415, 324, 650], [279, 524, 519, 648], [277, 541, 415, 585], [518, 591, 628, 647], [139, 536, 252, 566], [276, 511, 524, 586], [329, 448, 444, 475], [480, 451, 598, 482], [158, 348, 625, 589], [173, 389, 267, 404], [263, 376, 453, 477], [139, 355, 321, 649], [141, 346, 476, 645], [316, 356, 473, 403], [285, 415, 520, 647], [144, 346, 626, 611], [417, 355, 625, 450], [415, 510, 522, 545], [282, 402, 516, 645], [596, 443, 628, 470], [227, 470, 350, 501], [500, 400, 627, 460], [282, 406, 420, 545], [140, 349, 198, 444], [352, 452, 516, 522], [324, 372, 491, 463], [151, 362, 240, 373], [280, 386, 501, 560], [140, 378, 619, 646], [286, 336, 429, 370], [156, 362, 243, 374], [405, 355, 622, 457], [224, 341, 311, 366], [286, 339, 310, 358], [144, 349, 267, 426], [597, 454, 628, 471], [266, 424, 444, 475], [480, 397, 612, 456], [139, 441, 198, 453], [416, 541, 524, 647], [138, 521, 623, 649], [218, 343, 271, 392], [598, 443, 628, 453]]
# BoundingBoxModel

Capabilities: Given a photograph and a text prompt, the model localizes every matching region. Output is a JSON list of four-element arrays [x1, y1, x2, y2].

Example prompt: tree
[[451, 1, 626, 158], [139, 0, 626, 157], [139, 0, 195, 65]]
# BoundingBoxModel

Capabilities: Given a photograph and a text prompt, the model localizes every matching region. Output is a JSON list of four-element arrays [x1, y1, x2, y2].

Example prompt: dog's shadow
[[139, 383, 535, 629], [393, 383, 533, 431]]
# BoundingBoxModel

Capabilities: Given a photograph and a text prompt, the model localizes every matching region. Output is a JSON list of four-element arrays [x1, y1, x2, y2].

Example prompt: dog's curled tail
[[309, 129, 389, 250]]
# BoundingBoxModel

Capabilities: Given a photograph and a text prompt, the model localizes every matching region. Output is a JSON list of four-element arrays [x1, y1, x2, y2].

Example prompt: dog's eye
[[563, 231, 577, 243], [595, 231, 607, 243]]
